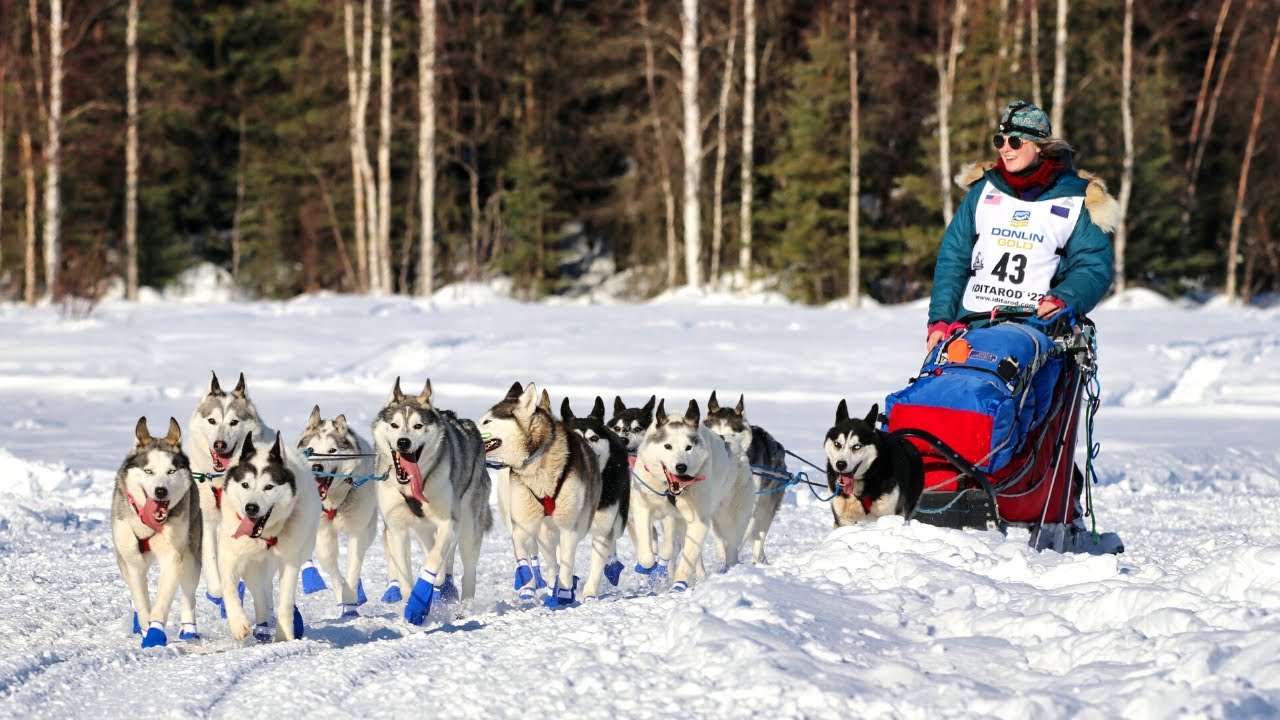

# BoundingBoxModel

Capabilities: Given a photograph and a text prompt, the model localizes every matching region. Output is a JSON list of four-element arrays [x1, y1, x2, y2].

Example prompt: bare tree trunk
[[22, 125, 37, 305], [376, 0, 393, 293], [230, 113, 246, 288], [417, 0, 436, 296], [307, 161, 357, 289], [124, 0, 139, 300], [848, 0, 861, 307], [44, 0, 62, 300], [936, 0, 967, 225], [344, 0, 369, 291], [1010, 0, 1026, 75], [1029, 0, 1042, 108], [737, 0, 756, 287], [710, 0, 738, 287], [1114, 0, 1133, 295], [1178, 0, 1232, 245], [680, 0, 703, 289], [29, 0, 46, 129], [640, 0, 678, 289], [360, 0, 379, 293], [1226, 11, 1280, 302], [1186, 0, 1252, 245], [1050, 0, 1067, 133], [984, 0, 1010, 124], [0, 42, 6, 279]]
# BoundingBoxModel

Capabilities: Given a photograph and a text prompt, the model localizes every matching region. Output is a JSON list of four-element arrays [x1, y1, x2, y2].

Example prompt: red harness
[[213, 486, 223, 510], [539, 464, 571, 516], [860, 495, 873, 513], [323, 507, 338, 521]]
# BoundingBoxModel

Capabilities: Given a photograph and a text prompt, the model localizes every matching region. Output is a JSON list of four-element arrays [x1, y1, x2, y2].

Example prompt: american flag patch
[[983, 193, 1002, 205], [1051, 205, 1070, 218]]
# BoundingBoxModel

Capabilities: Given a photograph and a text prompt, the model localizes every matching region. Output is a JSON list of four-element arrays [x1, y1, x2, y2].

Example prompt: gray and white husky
[[632, 399, 754, 591], [187, 372, 273, 609], [609, 395, 678, 578], [561, 396, 631, 598], [371, 378, 491, 626], [218, 432, 320, 643], [111, 417, 202, 648], [480, 382, 602, 607], [702, 391, 788, 564], [296, 405, 378, 616]]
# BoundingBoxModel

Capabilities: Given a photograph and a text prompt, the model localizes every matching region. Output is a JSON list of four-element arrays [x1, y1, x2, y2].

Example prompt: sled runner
[[884, 310, 1123, 554]]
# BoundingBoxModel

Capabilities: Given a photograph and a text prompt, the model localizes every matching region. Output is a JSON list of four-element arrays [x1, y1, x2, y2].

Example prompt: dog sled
[[884, 309, 1123, 554]]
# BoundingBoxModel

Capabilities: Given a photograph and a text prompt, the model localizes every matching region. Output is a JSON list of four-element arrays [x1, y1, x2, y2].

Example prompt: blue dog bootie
[[404, 569, 438, 626], [292, 607, 305, 639], [381, 579, 402, 603], [438, 574, 460, 604], [356, 579, 368, 605], [531, 556, 548, 589], [543, 576, 580, 609], [514, 558, 536, 601], [141, 621, 167, 648], [178, 622, 200, 641], [252, 622, 272, 643], [604, 554, 624, 587], [300, 561, 327, 594]]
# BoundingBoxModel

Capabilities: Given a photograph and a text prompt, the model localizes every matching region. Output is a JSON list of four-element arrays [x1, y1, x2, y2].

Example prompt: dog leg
[[178, 547, 200, 639], [116, 552, 152, 639], [246, 559, 273, 629], [456, 511, 482, 601], [148, 549, 183, 631], [382, 525, 413, 602], [510, 514, 541, 600], [201, 509, 222, 604], [671, 517, 710, 592], [581, 529, 611, 599], [343, 513, 378, 613], [545, 524, 581, 608], [313, 522, 344, 606], [275, 557, 304, 641], [630, 501, 657, 572], [219, 554, 252, 642]]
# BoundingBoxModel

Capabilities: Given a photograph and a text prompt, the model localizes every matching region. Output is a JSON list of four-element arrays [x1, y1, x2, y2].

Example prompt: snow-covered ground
[[1, 283, 1278, 719]]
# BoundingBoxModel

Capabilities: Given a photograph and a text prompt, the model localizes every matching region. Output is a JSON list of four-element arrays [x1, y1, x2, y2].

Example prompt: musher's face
[[997, 133, 1043, 173]]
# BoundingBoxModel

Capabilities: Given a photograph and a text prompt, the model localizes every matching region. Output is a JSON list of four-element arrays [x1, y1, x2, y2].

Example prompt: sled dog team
[[113, 372, 923, 647]]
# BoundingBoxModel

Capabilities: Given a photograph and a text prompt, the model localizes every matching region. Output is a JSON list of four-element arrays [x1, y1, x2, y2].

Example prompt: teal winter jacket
[[928, 160, 1119, 325]]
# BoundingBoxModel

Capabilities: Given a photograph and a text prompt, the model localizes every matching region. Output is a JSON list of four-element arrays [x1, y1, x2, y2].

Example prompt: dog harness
[[127, 493, 165, 553], [323, 507, 338, 521], [539, 462, 571, 516]]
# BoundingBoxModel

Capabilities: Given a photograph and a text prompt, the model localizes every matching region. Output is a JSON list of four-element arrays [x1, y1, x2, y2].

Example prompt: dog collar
[[519, 423, 555, 469]]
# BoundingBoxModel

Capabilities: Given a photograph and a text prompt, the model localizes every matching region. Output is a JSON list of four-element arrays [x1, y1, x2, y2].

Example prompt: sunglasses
[[993, 134, 1029, 150]]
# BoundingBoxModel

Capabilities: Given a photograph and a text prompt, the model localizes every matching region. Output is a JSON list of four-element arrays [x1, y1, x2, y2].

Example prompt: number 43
[[991, 253, 1026, 284]]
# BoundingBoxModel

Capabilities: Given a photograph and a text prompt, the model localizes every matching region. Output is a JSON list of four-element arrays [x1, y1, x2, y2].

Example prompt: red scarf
[[997, 156, 1063, 198]]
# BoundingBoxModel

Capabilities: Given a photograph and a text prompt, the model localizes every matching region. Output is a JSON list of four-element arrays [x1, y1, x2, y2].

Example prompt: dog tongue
[[838, 473, 856, 496], [139, 497, 167, 533], [212, 450, 233, 472], [396, 453, 428, 504], [232, 514, 260, 539]]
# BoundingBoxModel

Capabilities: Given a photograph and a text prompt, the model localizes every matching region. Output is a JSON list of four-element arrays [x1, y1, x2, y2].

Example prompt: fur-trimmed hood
[[953, 160, 1120, 234]]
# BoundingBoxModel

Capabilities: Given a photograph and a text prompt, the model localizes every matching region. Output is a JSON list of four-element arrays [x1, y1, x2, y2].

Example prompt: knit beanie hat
[[998, 100, 1052, 140]]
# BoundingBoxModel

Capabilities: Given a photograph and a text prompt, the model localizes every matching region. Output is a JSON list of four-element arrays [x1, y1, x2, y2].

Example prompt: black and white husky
[[561, 396, 631, 597], [187, 372, 273, 612], [371, 378, 492, 626], [218, 432, 320, 643], [111, 417, 202, 648], [823, 401, 924, 526], [480, 382, 602, 607], [608, 395, 677, 578], [295, 405, 378, 617], [702, 391, 788, 564], [632, 399, 754, 591]]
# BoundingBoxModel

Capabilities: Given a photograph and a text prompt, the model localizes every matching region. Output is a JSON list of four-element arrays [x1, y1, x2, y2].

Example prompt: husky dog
[[218, 432, 320, 642], [632, 400, 754, 591], [824, 401, 924, 526], [187, 372, 272, 610], [371, 378, 491, 626], [296, 405, 378, 617], [112, 417, 202, 648], [560, 396, 631, 597], [609, 395, 678, 579], [702, 391, 788, 564], [480, 382, 602, 607]]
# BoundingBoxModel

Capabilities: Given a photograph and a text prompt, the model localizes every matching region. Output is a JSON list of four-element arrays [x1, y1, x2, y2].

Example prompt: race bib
[[961, 181, 1083, 313]]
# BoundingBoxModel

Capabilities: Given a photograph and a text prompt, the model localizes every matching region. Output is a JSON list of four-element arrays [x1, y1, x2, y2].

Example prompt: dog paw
[[339, 603, 359, 619], [229, 616, 253, 642], [300, 563, 327, 594], [543, 576, 580, 609], [292, 607, 305, 640], [513, 559, 533, 590], [252, 622, 272, 643], [671, 580, 689, 593], [532, 562, 548, 590], [437, 575, 460, 604], [634, 561, 667, 576], [381, 580, 402, 604], [178, 623, 200, 641], [404, 571, 437, 626], [132, 612, 141, 635], [141, 622, 167, 648], [356, 579, 367, 605], [604, 559, 624, 587]]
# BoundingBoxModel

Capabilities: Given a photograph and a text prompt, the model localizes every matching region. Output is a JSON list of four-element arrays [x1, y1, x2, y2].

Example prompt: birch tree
[[709, 2, 738, 285], [640, 0, 678, 289], [22, 124, 36, 305], [936, 0, 967, 225], [1050, 0, 1067, 133], [1226, 11, 1280, 302], [1114, 0, 1133, 294], [738, 0, 757, 286], [375, 0, 392, 293], [417, 0, 436, 296], [1029, 0, 1042, 108], [124, 0, 139, 300], [680, 0, 703, 288], [344, 0, 369, 291], [44, 0, 62, 300], [984, 0, 1010, 124], [848, 0, 860, 307]]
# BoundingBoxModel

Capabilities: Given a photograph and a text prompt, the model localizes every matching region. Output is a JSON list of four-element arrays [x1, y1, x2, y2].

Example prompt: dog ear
[[518, 383, 538, 412], [209, 371, 222, 394], [560, 397, 574, 421], [334, 414, 348, 434], [643, 395, 656, 415], [655, 399, 667, 425], [391, 377, 405, 403], [240, 433, 257, 461], [735, 394, 745, 416], [232, 372, 247, 398], [591, 396, 606, 420], [538, 389, 551, 413], [707, 390, 720, 414], [508, 381, 526, 400], [684, 399, 700, 426], [135, 416, 152, 447], [836, 399, 850, 424], [417, 379, 433, 406], [165, 418, 182, 447], [864, 403, 880, 427], [613, 396, 626, 418], [307, 405, 323, 430], [268, 432, 285, 464]]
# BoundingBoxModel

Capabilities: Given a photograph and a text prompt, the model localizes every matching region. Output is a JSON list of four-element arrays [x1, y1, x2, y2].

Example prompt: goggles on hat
[[997, 101, 1051, 140]]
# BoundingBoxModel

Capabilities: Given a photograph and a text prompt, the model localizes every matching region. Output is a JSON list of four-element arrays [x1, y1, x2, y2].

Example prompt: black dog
[[823, 401, 923, 527]]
